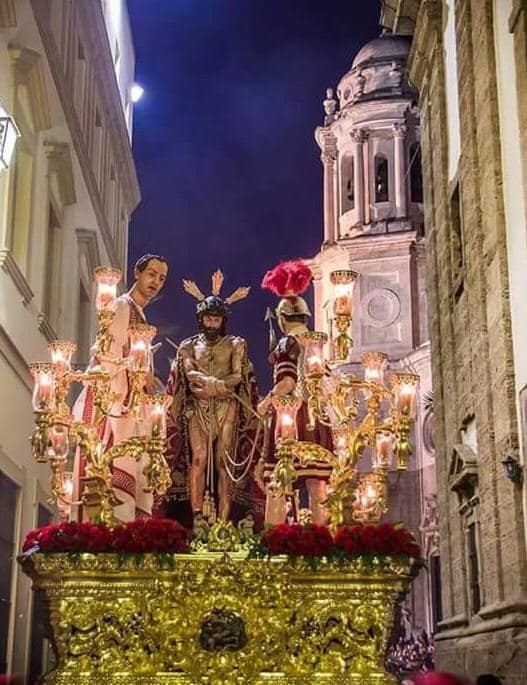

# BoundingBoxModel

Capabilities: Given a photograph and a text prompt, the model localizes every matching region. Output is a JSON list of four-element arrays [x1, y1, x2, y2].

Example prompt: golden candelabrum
[[270, 270, 419, 530], [29, 267, 172, 525]]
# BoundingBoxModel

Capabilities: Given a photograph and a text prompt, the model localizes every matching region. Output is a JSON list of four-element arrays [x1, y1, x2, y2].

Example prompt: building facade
[[310, 33, 438, 637], [0, 0, 139, 679], [381, 1, 527, 682]]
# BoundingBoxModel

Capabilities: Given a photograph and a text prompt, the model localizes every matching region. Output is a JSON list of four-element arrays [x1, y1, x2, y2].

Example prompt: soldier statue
[[259, 259, 333, 524]]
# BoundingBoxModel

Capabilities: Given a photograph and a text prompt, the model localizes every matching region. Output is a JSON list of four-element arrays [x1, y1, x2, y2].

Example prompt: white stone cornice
[[9, 44, 52, 131], [37, 312, 57, 342], [0, 0, 16, 28], [0, 323, 32, 390], [76, 228, 101, 275], [77, 0, 140, 214], [44, 142, 77, 206], [0, 249, 34, 304]]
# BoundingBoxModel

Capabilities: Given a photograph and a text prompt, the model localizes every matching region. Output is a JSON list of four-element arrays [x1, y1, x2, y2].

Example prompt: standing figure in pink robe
[[72, 254, 168, 522]]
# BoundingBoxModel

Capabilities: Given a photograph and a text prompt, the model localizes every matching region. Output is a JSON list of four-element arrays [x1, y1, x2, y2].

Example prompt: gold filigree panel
[[23, 553, 415, 684]]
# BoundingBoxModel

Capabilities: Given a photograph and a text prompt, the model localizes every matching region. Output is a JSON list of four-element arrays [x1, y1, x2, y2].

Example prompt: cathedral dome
[[351, 34, 412, 69], [337, 33, 416, 109]]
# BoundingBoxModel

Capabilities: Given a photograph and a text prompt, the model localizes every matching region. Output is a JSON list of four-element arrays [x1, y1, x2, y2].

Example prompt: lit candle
[[334, 284, 353, 316], [128, 324, 157, 372], [299, 331, 327, 377], [57, 470, 74, 522], [399, 384, 414, 414], [390, 374, 419, 418], [362, 352, 388, 385], [306, 354, 323, 375], [48, 423, 70, 459], [144, 393, 172, 438], [49, 341, 77, 375], [30, 363, 56, 412], [374, 433, 392, 468], [96, 283, 115, 310], [93, 266, 121, 312], [61, 471, 74, 500], [272, 395, 302, 441], [330, 270, 358, 316]]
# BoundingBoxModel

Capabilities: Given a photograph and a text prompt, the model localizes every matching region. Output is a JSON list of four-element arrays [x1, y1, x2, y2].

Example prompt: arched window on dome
[[410, 143, 423, 203], [341, 153, 355, 213], [374, 154, 389, 203]]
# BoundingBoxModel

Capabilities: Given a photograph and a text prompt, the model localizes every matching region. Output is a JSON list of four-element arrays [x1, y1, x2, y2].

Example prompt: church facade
[[310, 33, 439, 636], [381, 1, 527, 682]]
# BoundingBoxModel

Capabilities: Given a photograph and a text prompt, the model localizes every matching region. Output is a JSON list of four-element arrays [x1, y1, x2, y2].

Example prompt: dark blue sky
[[127, 0, 380, 388]]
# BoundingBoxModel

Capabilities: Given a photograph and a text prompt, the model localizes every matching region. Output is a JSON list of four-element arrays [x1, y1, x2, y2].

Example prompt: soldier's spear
[[265, 307, 277, 352]]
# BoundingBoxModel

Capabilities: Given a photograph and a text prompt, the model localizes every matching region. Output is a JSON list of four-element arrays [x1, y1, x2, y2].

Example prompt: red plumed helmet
[[261, 259, 312, 297]]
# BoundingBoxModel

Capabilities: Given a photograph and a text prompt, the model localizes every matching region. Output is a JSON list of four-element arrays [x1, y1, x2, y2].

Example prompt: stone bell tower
[[310, 33, 438, 639]]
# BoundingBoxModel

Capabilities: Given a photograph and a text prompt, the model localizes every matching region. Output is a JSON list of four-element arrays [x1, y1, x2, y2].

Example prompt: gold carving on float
[[22, 551, 415, 684]]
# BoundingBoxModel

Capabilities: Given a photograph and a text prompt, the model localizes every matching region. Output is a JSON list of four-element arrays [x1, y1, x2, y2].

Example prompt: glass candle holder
[[128, 324, 157, 372], [330, 270, 358, 317], [48, 423, 70, 459], [48, 340, 77, 376], [271, 395, 302, 441], [144, 393, 172, 438], [361, 351, 388, 385], [298, 331, 327, 376], [390, 373, 419, 419], [60, 470, 74, 502], [373, 433, 393, 469], [30, 363, 56, 412], [94, 266, 121, 312], [57, 469, 74, 522]]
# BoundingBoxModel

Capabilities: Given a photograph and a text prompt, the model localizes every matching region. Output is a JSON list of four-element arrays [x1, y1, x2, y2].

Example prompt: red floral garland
[[23, 518, 189, 555], [257, 522, 420, 559]]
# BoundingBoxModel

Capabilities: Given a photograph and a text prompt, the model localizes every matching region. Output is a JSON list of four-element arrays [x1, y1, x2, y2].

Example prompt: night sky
[[126, 0, 381, 389]]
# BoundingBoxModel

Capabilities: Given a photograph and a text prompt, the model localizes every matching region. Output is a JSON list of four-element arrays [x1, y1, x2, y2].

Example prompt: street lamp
[[130, 83, 144, 103], [0, 106, 20, 171]]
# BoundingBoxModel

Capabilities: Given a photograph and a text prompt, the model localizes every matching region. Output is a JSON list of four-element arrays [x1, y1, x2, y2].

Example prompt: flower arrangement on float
[[22, 518, 189, 555], [249, 521, 420, 568], [22, 518, 419, 566]]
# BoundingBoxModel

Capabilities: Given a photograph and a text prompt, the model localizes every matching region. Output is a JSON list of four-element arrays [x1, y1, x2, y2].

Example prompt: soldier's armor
[[264, 332, 333, 484]]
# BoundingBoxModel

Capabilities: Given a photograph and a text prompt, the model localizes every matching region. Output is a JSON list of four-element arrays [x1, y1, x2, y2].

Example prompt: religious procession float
[[21, 257, 422, 684]]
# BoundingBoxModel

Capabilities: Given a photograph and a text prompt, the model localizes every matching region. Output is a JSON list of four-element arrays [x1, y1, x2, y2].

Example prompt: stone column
[[392, 122, 408, 218], [320, 133, 338, 245], [351, 128, 366, 226]]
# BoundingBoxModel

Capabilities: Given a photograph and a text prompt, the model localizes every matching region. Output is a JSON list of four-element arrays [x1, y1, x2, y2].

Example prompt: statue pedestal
[[21, 552, 418, 684]]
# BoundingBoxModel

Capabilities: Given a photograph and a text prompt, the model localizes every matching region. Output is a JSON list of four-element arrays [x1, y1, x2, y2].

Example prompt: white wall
[[100, 0, 136, 136], [443, 0, 461, 183]]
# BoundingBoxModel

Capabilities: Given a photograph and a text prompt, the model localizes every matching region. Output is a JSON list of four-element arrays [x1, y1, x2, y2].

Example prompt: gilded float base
[[22, 552, 415, 685]]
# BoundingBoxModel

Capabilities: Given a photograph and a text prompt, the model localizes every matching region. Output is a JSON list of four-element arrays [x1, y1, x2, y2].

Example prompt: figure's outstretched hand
[[257, 394, 271, 416]]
